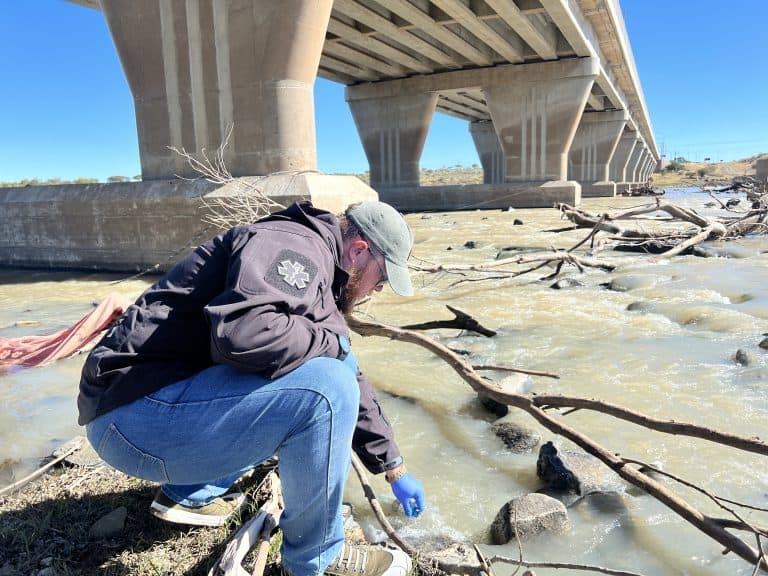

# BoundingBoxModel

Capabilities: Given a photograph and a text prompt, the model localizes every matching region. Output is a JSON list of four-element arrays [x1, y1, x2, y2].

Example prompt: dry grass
[[0, 463, 272, 576], [653, 158, 757, 187]]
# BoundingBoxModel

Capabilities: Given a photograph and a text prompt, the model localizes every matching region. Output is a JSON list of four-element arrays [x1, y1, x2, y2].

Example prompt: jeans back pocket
[[97, 423, 169, 484]]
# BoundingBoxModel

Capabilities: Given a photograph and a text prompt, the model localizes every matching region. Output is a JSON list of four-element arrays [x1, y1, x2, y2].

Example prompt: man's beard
[[339, 265, 366, 316]]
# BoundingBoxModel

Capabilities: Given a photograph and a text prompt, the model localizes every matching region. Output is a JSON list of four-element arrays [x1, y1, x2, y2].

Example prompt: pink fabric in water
[[0, 293, 130, 368]]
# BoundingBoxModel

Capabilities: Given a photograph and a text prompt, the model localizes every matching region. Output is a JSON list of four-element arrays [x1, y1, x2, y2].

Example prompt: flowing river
[[1, 188, 766, 575]]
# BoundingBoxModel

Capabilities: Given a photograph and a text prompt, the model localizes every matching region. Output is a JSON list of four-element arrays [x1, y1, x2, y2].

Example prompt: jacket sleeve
[[204, 227, 348, 378], [353, 370, 403, 474]]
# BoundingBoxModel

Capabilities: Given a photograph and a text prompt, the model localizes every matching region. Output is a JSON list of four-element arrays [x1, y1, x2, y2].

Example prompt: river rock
[[606, 274, 657, 292], [490, 493, 569, 544], [550, 278, 583, 290], [759, 337, 768, 350], [626, 300, 653, 312], [478, 392, 509, 417], [426, 543, 481, 574], [492, 421, 540, 453], [734, 348, 752, 366], [536, 442, 624, 495], [89, 506, 127, 539]]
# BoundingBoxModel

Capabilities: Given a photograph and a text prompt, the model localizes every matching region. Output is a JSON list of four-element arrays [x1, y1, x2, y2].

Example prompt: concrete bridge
[[0, 0, 658, 271]]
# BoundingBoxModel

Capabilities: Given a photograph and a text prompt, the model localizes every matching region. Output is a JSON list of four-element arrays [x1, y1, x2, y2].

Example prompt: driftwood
[[209, 470, 283, 576], [557, 178, 768, 258], [347, 316, 768, 573], [401, 304, 497, 337]]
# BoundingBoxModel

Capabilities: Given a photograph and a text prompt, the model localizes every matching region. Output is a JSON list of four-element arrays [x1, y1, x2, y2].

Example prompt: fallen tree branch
[[401, 305, 497, 337], [209, 470, 283, 576], [347, 316, 768, 572], [0, 437, 85, 497]]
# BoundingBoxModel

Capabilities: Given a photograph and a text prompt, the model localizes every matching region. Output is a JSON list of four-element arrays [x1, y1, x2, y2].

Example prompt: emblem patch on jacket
[[265, 249, 318, 297], [277, 259, 310, 288]]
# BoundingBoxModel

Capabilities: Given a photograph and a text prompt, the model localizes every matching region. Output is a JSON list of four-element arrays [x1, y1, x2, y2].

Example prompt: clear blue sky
[[1, 1, 766, 182]]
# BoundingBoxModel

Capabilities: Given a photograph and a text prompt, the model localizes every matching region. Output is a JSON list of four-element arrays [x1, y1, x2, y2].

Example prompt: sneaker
[[325, 543, 411, 576], [149, 490, 246, 527]]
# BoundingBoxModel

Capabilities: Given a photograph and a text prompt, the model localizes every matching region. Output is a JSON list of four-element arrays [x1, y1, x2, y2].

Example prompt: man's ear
[[344, 237, 369, 267]]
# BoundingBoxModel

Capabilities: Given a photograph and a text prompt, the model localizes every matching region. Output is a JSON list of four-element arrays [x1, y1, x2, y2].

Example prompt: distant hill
[[654, 155, 763, 187]]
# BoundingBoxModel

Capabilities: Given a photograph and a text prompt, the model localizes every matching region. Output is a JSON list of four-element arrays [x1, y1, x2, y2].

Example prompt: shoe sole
[[150, 493, 245, 527]]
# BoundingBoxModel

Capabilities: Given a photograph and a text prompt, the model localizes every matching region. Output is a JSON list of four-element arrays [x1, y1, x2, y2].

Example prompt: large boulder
[[490, 493, 569, 544], [536, 442, 624, 495]]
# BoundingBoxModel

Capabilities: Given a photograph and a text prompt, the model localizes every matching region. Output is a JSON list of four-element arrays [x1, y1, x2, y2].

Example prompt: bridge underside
[[1, 0, 659, 270]]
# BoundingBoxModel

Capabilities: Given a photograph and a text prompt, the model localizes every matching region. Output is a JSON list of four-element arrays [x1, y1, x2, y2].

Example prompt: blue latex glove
[[391, 473, 426, 518]]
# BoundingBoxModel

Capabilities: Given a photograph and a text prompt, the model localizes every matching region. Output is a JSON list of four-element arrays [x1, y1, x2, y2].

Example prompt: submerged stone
[[490, 493, 569, 544], [492, 421, 540, 453], [536, 442, 624, 495]]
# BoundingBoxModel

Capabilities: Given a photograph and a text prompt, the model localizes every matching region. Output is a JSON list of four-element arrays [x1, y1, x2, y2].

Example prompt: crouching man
[[78, 200, 426, 576]]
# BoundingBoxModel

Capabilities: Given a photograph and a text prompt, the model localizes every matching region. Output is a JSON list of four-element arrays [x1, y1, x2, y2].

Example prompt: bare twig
[[0, 437, 85, 497]]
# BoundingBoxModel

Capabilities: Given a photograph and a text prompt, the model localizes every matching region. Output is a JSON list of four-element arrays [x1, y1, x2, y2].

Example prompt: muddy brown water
[[1, 188, 767, 574]]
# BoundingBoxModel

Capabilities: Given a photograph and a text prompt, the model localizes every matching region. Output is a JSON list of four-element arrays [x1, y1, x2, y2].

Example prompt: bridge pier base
[[569, 110, 627, 197], [348, 93, 438, 189], [483, 60, 597, 207]]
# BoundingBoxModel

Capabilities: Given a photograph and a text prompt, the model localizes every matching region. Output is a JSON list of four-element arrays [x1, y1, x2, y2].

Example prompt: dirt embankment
[[653, 157, 761, 187]]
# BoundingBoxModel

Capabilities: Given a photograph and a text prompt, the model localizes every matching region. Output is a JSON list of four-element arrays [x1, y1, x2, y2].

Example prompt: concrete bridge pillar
[[469, 120, 505, 184], [101, 0, 332, 179], [636, 149, 652, 184], [610, 130, 638, 194], [483, 58, 598, 201], [568, 110, 628, 197], [348, 93, 438, 189], [625, 139, 645, 187]]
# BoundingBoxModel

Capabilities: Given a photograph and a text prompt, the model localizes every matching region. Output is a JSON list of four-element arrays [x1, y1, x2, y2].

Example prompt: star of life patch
[[264, 248, 318, 298], [278, 259, 310, 288]]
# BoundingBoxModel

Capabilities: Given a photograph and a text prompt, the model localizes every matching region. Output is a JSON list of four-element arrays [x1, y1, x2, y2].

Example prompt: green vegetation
[[665, 159, 686, 172]]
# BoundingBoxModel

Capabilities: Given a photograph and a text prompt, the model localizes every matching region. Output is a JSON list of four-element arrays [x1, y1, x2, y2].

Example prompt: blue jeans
[[86, 355, 360, 576]]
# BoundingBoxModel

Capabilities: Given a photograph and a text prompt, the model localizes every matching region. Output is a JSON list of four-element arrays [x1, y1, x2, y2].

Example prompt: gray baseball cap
[[347, 201, 414, 297]]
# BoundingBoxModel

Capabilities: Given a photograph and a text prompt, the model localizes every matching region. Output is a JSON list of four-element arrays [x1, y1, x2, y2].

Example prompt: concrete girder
[[569, 109, 628, 197], [322, 40, 408, 78], [376, 0, 495, 66], [333, 0, 458, 69], [326, 18, 432, 74], [484, 0, 558, 61], [539, 0, 595, 58], [429, 0, 525, 63]]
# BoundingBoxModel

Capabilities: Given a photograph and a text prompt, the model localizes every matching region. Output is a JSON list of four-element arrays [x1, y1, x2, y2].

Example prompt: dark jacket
[[78, 201, 402, 473]]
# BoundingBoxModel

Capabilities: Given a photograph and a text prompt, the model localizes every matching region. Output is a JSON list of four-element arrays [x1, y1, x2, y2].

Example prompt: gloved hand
[[391, 473, 426, 518]]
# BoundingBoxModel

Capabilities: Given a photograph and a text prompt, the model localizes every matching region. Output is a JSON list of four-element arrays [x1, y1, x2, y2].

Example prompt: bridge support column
[[101, 0, 332, 179], [610, 130, 638, 194], [348, 93, 438, 190], [625, 139, 645, 189], [568, 110, 628, 197], [469, 121, 505, 184], [636, 149, 652, 184], [483, 58, 598, 205]]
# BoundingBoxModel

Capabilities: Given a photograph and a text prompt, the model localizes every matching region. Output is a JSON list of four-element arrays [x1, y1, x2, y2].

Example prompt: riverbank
[[0, 445, 276, 576]]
